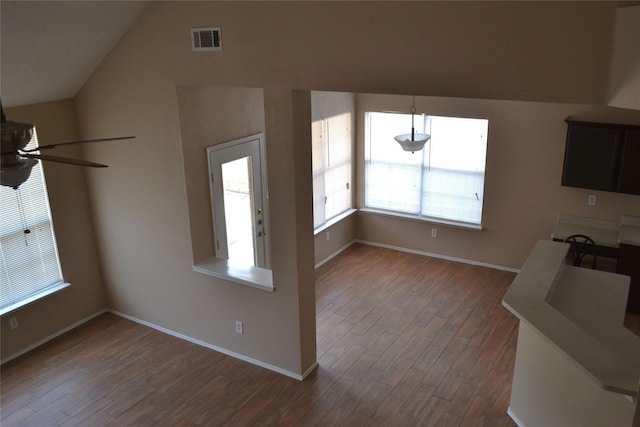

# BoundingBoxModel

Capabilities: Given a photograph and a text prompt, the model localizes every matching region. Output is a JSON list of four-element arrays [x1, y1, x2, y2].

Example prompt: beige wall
[[173, 85, 317, 374], [311, 91, 356, 123], [356, 94, 640, 269], [609, 5, 640, 110], [177, 86, 266, 264], [6, 1, 638, 373], [314, 214, 357, 267], [1, 100, 107, 360]]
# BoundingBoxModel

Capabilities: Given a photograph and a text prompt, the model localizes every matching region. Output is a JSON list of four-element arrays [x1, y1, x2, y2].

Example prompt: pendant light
[[394, 96, 430, 153]]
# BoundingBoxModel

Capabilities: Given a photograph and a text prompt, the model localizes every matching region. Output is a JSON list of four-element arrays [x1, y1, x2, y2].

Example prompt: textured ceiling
[[1, 1, 149, 108]]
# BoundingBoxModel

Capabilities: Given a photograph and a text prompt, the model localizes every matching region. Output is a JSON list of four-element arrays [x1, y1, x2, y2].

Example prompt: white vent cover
[[191, 27, 222, 51]]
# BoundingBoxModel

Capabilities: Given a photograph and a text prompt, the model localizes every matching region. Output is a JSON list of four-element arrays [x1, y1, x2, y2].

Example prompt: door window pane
[[221, 156, 255, 266]]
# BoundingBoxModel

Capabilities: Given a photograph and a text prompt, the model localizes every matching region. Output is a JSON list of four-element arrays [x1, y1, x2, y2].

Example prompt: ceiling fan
[[1, 100, 134, 189]]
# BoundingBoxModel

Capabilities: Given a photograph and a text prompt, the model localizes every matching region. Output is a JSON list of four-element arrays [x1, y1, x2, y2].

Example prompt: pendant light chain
[[14, 188, 31, 245], [394, 95, 430, 153], [410, 95, 417, 141]]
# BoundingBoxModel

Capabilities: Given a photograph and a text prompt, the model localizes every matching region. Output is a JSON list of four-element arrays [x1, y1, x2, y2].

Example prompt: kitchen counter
[[551, 213, 640, 248], [619, 215, 640, 246], [502, 240, 640, 426], [552, 214, 640, 313]]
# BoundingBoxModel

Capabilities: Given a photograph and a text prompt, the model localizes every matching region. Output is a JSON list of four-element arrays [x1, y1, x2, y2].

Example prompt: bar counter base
[[508, 322, 636, 427]]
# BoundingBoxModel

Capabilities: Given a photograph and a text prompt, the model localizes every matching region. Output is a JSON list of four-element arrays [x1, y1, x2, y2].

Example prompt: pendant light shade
[[394, 134, 430, 152], [395, 96, 430, 153]]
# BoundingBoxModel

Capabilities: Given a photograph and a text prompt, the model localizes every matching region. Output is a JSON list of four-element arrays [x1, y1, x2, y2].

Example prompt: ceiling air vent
[[191, 27, 222, 52]]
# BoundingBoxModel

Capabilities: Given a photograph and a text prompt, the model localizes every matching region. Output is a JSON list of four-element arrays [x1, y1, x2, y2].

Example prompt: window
[[312, 112, 353, 229], [1, 129, 67, 315], [365, 112, 488, 226]]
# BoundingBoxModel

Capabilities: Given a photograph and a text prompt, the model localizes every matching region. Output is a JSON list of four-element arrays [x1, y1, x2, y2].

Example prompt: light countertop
[[619, 215, 640, 246], [552, 214, 640, 247], [502, 240, 640, 396]]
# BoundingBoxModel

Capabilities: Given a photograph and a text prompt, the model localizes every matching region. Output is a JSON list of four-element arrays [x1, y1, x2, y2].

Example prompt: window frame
[[192, 133, 274, 293], [312, 112, 354, 231], [364, 111, 488, 229], [0, 129, 69, 316]]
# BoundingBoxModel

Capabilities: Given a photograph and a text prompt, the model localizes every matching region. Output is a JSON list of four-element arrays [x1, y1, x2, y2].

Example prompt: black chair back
[[563, 234, 597, 269]]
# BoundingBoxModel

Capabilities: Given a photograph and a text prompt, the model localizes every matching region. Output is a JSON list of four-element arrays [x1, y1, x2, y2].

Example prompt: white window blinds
[[0, 129, 64, 315], [365, 112, 488, 225], [312, 113, 353, 229]]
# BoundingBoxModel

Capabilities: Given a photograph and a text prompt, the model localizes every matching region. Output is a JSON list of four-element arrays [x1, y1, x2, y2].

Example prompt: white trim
[[356, 240, 520, 273], [314, 208, 357, 235], [1, 306, 318, 381], [0, 281, 71, 316], [1, 308, 107, 365], [359, 207, 483, 231], [301, 361, 320, 379], [507, 407, 526, 427], [193, 257, 274, 292], [315, 240, 356, 269], [108, 309, 316, 381]]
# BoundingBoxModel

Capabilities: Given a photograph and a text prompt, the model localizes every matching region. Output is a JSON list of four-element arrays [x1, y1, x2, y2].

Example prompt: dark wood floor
[[2, 243, 639, 426]]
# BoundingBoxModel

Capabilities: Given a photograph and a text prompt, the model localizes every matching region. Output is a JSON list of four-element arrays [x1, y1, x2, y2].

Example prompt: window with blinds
[[365, 112, 488, 226], [312, 112, 353, 230], [0, 129, 66, 315]]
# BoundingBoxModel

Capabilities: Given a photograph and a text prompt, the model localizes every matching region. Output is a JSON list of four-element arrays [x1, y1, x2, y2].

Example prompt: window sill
[[193, 257, 274, 292], [0, 281, 71, 316], [359, 208, 483, 231], [314, 208, 358, 235]]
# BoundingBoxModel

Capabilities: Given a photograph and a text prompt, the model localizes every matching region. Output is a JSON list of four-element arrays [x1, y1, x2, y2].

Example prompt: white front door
[[208, 134, 269, 268]]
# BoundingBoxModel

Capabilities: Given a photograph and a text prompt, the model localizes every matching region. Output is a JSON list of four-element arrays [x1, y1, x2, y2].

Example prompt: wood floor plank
[[415, 395, 450, 426], [4, 243, 638, 426]]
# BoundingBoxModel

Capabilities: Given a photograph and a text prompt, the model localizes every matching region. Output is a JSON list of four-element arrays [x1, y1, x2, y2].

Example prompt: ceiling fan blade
[[22, 153, 108, 168], [22, 135, 135, 152]]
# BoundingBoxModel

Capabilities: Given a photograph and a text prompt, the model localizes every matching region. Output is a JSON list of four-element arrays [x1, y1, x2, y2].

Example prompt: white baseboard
[[507, 407, 525, 427], [2, 307, 317, 381], [315, 240, 356, 269], [356, 239, 520, 273], [108, 309, 316, 381], [301, 361, 320, 379], [1, 309, 108, 365]]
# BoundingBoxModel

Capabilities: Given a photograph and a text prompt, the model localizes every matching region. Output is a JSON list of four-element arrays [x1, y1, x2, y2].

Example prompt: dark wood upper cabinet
[[562, 120, 640, 195], [617, 130, 640, 195]]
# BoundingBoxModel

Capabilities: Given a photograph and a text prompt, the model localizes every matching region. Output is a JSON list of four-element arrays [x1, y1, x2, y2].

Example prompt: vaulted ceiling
[[1, 1, 149, 108]]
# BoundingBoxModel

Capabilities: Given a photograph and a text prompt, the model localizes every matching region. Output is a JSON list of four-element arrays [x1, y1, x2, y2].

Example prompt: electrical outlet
[[235, 321, 243, 334], [588, 195, 597, 206], [431, 228, 438, 238], [9, 317, 18, 330], [325, 231, 330, 241]]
